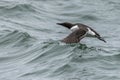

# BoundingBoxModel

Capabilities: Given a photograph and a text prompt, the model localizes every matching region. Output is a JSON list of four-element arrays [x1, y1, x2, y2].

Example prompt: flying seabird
[[57, 22, 106, 43]]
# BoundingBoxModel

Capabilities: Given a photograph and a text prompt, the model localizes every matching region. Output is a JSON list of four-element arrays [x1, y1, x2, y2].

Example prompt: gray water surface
[[0, 0, 120, 80]]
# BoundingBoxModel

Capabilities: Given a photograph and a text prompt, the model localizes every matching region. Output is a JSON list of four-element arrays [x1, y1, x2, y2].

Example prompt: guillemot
[[57, 22, 106, 43]]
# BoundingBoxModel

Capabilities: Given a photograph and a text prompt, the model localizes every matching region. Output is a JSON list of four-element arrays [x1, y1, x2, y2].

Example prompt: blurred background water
[[0, 0, 120, 80]]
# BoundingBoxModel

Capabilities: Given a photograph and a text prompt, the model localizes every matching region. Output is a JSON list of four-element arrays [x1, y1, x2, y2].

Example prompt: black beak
[[97, 36, 106, 43], [57, 23, 62, 25]]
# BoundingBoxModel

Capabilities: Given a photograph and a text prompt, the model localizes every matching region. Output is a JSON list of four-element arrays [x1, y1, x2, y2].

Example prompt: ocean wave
[[0, 0, 119, 80], [0, 2, 36, 12], [0, 30, 36, 47]]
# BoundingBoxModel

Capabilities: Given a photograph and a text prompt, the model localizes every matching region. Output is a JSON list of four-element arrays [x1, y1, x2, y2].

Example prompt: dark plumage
[[61, 29, 86, 43]]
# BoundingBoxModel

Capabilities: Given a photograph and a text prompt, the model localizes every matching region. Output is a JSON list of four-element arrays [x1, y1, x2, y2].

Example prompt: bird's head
[[57, 22, 74, 29]]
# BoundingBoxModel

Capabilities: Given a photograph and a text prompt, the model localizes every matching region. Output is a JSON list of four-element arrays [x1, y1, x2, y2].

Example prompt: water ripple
[[0, 0, 120, 80]]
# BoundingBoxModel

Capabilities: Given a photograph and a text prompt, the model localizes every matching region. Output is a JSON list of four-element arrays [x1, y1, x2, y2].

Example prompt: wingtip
[[99, 37, 107, 43], [101, 38, 107, 43], [104, 40, 107, 43]]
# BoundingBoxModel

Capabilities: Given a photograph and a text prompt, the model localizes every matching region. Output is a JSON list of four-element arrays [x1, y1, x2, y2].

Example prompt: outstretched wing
[[61, 29, 87, 43]]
